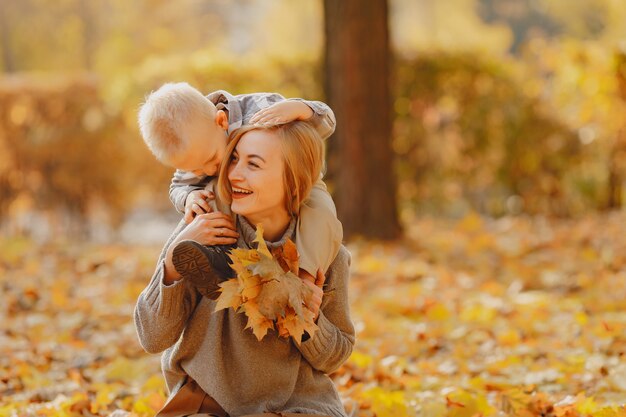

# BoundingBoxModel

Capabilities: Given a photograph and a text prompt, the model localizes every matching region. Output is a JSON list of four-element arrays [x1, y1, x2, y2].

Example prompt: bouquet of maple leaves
[[215, 225, 319, 345]]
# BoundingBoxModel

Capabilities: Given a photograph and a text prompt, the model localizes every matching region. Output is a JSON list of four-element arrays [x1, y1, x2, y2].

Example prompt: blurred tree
[[477, 0, 561, 53], [394, 53, 584, 217], [0, 1, 16, 72], [477, 0, 626, 52], [390, 0, 512, 56], [0, 75, 132, 236], [608, 48, 626, 209], [323, 0, 400, 239]]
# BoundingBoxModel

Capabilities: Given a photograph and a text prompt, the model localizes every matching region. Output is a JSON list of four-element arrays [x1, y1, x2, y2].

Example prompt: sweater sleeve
[[287, 98, 336, 140], [169, 169, 212, 213], [296, 246, 355, 374], [134, 219, 201, 354]]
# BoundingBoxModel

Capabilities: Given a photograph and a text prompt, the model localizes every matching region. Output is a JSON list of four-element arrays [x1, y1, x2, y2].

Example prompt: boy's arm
[[288, 98, 336, 140], [245, 93, 336, 140], [296, 178, 343, 276], [169, 169, 212, 213]]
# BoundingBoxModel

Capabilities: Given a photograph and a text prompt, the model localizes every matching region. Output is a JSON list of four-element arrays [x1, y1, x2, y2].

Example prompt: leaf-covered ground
[[2, 213, 626, 416]]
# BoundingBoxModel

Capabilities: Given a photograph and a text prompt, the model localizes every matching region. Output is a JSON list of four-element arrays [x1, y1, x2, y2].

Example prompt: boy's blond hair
[[218, 122, 324, 217], [138, 82, 214, 163]]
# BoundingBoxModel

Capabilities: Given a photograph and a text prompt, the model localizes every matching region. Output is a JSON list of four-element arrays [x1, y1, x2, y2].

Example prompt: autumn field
[[2, 212, 626, 417]]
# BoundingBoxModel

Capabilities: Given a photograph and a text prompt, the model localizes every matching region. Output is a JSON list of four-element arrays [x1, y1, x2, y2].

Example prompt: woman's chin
[[230, 202, 249, 217]]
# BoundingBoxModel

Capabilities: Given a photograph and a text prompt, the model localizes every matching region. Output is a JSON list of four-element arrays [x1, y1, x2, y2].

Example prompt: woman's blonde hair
[[217, 122, 324, 217]]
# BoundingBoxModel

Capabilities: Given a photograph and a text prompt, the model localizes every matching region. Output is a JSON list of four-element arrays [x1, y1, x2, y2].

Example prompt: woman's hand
[[163, 212, 239, 284], [302, 269, 326, 321], [184, 190, 214, 224], [176, 212, 238, 246]]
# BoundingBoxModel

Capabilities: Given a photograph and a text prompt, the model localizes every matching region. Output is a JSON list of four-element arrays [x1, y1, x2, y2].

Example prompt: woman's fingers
[[197, 211, 232, 220], [303, 277, 323, 316], [195, 216, 237, 232], [211, 227, 239, 239], [192, 203, 208, 217], [194, 198, 212, 213], [200, 190, 214, 199], [184, 208, 195, 224], [315, 269, 326, 288], [206, 236, 238, 245]]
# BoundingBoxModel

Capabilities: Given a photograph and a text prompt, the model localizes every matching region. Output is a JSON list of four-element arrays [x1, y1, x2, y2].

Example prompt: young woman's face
[[227, 129, 287, 221]]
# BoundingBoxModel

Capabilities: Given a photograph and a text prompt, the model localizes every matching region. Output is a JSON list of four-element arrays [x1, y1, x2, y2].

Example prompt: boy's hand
[[184, 190, 214, 223], [249, 101, 314, 126]]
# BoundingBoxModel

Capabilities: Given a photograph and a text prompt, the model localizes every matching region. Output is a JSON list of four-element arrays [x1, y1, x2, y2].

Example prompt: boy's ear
[[215, 110, 229, 131]]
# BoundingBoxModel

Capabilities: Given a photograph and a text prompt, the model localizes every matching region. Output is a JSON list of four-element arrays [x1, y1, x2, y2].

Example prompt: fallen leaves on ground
[[340, 212, 626, 416], [2, 212, 626, 416]]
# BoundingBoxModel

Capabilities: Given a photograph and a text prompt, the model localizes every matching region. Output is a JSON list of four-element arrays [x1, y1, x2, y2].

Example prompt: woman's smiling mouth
[[232, 186, 253, 199]]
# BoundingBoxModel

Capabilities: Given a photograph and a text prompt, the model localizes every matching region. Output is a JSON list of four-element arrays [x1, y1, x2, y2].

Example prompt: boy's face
[[170, 112, 228, 177]]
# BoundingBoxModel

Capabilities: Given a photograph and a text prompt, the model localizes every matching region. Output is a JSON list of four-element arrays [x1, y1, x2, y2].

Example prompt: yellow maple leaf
[[227, 250, 254, 283], [446, 390, 496, 417], [277, 306, 306, 345], [241, 273, 263, 300], [244, 300, 275, 340], [229, 247, 260, 267], [271, 238, 299, 274], [253, 223, 272, 258], [277, 306, 319, 345], [215, 279, 242, 311], [252, 261, 311, 320]]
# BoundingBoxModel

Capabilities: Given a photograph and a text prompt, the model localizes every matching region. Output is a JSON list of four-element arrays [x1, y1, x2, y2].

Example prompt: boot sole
[[172, 241, 221, 300]]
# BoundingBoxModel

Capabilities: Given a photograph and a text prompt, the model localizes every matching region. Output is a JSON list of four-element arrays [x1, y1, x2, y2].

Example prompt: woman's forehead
[[237, 129, 280, 157]]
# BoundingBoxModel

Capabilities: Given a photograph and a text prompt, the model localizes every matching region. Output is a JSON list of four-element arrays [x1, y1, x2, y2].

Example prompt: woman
[[134, 121, 355, 417]]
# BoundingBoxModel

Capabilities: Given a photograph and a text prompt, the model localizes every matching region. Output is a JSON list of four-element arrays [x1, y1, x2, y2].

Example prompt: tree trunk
[[323, 0, 400, 239], [608, 49, 626, 209]]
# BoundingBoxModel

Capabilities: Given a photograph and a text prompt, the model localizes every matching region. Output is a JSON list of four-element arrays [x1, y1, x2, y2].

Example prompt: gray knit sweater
[[134, 216, 355, 417]]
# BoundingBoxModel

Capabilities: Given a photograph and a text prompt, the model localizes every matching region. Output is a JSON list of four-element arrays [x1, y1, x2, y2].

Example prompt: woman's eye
[[249, 162, 259, 168]]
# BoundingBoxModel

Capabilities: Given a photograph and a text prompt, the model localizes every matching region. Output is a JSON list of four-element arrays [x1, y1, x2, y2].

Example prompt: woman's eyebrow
[[248, 154, 266, 163]]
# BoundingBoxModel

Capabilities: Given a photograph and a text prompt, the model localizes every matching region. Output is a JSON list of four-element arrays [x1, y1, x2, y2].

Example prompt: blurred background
[[2, 0, 626, 242], [5, 2, 626, 415]]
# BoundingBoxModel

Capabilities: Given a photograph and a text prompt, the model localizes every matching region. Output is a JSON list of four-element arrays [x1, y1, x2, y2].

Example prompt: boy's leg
[[172, 241, 235, 299], [297, 181, 343, 276]]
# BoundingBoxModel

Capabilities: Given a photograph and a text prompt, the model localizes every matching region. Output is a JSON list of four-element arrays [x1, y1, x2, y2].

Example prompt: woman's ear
[[215, 110, 229, 131]]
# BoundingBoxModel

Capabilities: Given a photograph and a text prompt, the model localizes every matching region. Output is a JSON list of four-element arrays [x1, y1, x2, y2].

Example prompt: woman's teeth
[[233, 187, 252, 194]]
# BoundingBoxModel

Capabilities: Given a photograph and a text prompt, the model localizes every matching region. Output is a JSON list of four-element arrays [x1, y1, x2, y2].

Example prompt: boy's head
[[138, 82, 229, 176]]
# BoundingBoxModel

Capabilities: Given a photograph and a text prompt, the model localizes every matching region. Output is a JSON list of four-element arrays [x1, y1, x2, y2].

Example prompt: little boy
[[138, 82, 342, 297]]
